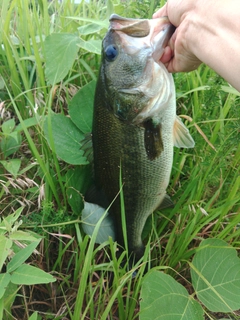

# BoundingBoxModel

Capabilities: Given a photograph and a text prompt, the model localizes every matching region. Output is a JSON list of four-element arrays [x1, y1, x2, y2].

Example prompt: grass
[[0, 0, 239, 319]]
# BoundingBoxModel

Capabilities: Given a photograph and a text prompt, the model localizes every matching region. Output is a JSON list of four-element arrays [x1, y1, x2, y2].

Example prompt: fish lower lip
[[152, 22, 175, 62]]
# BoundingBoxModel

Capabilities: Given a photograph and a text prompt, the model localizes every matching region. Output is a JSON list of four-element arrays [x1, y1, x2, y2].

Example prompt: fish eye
[[105, 45, 118, 61]]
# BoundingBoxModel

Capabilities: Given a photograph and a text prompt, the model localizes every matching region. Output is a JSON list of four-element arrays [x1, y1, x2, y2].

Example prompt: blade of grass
[[72, 207, 114, 319], [4, 85, 62, 207]]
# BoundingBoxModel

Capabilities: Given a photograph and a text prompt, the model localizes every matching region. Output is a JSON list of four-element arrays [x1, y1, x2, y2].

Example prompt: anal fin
[[157, 194, 174, 210]]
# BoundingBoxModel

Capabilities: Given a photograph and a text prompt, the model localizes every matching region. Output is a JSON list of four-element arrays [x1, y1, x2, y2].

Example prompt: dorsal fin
[[143, 119, 164, 160], [173, 116, 195, 148]]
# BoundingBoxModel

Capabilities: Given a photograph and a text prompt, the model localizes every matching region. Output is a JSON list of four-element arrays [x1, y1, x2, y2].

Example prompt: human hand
[[153, 1, 202, 73]]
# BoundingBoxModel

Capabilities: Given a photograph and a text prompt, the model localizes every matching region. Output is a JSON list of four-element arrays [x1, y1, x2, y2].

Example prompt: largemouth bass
[[84, 14, 194, 261]]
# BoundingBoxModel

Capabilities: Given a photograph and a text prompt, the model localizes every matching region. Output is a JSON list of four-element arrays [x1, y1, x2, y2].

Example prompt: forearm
[[188, 0, 240, 90]]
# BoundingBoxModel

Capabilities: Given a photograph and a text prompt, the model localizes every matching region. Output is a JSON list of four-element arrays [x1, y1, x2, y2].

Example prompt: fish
[[83, 14, 195, 262]]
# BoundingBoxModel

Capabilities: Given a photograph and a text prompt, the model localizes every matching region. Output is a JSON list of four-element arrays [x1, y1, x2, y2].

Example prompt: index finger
[[152, 4, 167, 19]]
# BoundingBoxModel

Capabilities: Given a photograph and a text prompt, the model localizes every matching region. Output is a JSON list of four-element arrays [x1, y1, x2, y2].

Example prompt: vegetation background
[[0, 0, 239, 319]]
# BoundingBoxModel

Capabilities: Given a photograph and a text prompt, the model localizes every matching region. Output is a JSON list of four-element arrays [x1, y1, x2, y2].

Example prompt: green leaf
[[29, 311, 38, 320], [66, 166, 92, 215], [0, 273, 11, 299], [0, 235, 12, 272], [140, 270, 204, 320], [2, 281, 19, 315], [77, 38, 102, 55], [190, 238, 240, 313], [0, 159, 21, 178], [44, 33, 80, 85], [0, 208, 23, 234], [1, 119, 15, 134], [7, 240, 41, 273], [11, 264, 56, 285], [68, 80, 95, 133], [0, 298, 3, 320], [15, 116, 41, 132], [44, 113, 88, 165], [78, 23, 104, 35], [0, 131, 22, 158], [9, 230, 40, 242]]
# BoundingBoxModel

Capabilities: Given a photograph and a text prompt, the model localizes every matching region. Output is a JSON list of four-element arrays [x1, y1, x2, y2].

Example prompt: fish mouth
[[108, 14, 175, 62], [109, 14, 151, 37]]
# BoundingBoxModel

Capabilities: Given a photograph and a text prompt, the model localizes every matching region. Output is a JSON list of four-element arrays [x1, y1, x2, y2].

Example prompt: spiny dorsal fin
[[173, 116, 195, 148], [144, 119, 164, 161]]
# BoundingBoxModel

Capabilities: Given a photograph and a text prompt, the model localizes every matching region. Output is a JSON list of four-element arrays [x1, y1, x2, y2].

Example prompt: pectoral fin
[[173, 116, 195, 148], [144, 119, 164, 160]]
